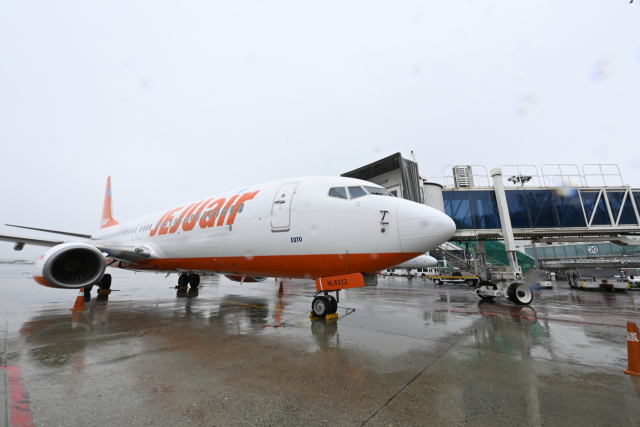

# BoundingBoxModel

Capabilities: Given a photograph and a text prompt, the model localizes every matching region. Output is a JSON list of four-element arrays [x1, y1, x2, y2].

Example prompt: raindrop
[[590, 56, 615, 82]]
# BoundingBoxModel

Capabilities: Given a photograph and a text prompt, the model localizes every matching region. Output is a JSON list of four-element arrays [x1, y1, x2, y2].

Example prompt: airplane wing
[[5, 224, 92, 239], [0, 233, 64, 247], [0, 233, 151, 262]]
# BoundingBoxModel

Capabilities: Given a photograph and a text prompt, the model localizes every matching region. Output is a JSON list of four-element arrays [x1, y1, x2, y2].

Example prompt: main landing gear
[[177, 273, 200, 297], [311, 291, 339, 318]]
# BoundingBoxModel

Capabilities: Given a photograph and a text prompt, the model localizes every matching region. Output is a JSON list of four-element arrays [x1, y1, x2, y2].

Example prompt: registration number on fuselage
[[316, 273, 366, 291], [291, 236, 302, 243]]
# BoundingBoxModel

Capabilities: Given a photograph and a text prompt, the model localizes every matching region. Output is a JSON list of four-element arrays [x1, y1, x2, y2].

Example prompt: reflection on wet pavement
[[1, 264, 640, 426]]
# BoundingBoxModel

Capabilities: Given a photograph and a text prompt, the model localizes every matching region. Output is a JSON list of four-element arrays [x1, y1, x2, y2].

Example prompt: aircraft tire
[[311, 296, 330, 318], [328, 296, 338, 314], [189, 273, 200, 288], [178, 273, 189, 287], [100, 274, 112, 290]]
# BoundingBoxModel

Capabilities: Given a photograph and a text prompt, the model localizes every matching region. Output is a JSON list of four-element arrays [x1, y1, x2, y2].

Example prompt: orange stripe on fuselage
[[117, 252, 421, 279]]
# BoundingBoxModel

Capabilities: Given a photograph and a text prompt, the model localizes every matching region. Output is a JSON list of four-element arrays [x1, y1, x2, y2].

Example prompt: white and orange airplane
[[0, 176, 456, 317]]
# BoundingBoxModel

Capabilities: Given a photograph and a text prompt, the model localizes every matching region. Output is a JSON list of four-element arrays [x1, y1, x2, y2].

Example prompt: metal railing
[[428, 165, 490, 187], [428, 164, 624, 189]]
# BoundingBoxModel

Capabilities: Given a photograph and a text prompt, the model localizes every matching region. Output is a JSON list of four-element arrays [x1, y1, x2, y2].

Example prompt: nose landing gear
[[311, 291, 339, 318]]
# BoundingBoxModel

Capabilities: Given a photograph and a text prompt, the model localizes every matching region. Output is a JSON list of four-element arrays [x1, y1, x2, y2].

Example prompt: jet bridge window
[[364, 186, 392, 196], [328, 187, 348, 199], [348, 186, 368, 199]]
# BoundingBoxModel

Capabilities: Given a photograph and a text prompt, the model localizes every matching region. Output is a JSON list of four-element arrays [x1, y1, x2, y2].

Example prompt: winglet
[[100, 177, 119, 229]]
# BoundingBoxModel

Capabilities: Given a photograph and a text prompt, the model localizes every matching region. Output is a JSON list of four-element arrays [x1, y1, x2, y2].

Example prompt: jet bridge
[[342, 157, 640, 305]]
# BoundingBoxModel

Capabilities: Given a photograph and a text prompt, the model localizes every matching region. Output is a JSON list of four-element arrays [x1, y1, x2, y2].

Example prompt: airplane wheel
[[311, 320, 325, 335], [100, 274, 112, 290], [507, 283, 533, 305], [189, 273, 200, 288], [433, 279, 442, 285], [178, 273, 189, 287], [327, 296, 338, 314], [311, 296, 330, 318]]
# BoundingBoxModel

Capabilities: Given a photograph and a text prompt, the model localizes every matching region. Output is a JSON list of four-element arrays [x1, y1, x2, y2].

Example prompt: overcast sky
[[1, 1, 639, 259]]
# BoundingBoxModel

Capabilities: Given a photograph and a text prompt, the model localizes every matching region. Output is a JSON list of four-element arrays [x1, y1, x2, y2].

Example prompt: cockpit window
[[365, 186, 393, 196], [328, 187, 348, 199], [348, 186, 368, 199]]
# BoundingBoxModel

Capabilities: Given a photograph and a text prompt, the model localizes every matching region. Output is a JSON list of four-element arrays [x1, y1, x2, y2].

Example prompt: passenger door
[[271, 183, 298, 232]]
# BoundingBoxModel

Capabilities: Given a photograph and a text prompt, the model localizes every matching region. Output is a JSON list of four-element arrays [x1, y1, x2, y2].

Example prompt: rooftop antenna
[[507, 175, 532, 186]]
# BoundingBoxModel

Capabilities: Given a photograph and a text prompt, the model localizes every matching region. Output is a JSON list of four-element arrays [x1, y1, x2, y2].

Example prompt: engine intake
[[33, 243, 106, 289]]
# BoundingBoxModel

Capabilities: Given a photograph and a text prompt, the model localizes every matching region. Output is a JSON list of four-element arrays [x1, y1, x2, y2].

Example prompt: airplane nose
[[396, 200, 456, 253]]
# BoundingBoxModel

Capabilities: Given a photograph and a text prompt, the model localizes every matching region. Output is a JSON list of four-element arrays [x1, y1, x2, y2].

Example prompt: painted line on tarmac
[[361, 321, 473, 426], [0, 366, 33, 427]]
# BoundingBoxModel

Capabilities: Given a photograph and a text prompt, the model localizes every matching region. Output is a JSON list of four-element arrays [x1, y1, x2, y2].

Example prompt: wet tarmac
[[2, 263, 640, 426]]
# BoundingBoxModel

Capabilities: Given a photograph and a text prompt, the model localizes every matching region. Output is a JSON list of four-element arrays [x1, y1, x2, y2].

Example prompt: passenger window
[[239, 203, 244, 213], [328, 187, 348, 199], [348, 186, 368, 199], [230, 205, 235, 215], [222, 207, 228, 215], [364, 186, 392, 196], [215, 209, 220, 217]]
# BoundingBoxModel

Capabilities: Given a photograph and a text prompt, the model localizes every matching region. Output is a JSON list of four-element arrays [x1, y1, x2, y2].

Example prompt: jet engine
[[225, 275, 268, 283], [32, 242, 106, 289]]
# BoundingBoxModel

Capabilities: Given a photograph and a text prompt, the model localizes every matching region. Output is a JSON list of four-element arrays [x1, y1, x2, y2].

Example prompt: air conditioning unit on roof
[[453, 166, 474, 188]]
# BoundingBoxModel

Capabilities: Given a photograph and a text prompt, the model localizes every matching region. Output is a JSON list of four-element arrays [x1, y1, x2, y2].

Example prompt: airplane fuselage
[[94, 176, 455, 279]]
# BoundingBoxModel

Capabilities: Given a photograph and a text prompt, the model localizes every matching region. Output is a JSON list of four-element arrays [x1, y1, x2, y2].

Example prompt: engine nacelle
[[33, 242, 106, 289], [225, 275, 268, 283]]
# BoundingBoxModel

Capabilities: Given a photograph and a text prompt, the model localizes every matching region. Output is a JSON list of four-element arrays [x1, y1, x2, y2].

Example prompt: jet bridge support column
[[476, 240, 488, 281], [531, 240, 539, 270], [491, 168, 521, 277]]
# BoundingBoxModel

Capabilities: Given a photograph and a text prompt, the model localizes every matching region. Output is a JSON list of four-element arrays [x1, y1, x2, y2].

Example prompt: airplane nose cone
[[396, 200, 456, 253]]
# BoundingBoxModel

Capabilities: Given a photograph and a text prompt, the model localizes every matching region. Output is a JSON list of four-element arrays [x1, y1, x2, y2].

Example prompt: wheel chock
[[625, 322, 640, 376], [98, 289, 112, 295], [309, 312, 320, 320], [326, 313, 339, 320], [71, 288, 88, 311], [278, 281, 284, 293]]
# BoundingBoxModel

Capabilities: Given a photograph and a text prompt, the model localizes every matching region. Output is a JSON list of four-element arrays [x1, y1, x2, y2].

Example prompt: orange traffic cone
[[624, 322, 640, 376], [278, 281, 283, 293], [71, 288, 88, 311]]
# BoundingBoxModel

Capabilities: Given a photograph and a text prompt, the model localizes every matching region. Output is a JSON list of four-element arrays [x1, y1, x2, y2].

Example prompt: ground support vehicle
[[624, 268, 640, 289], [527, 270, 553, 289], [431, 272, 479, 287], [567, 269, 629, 291]]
